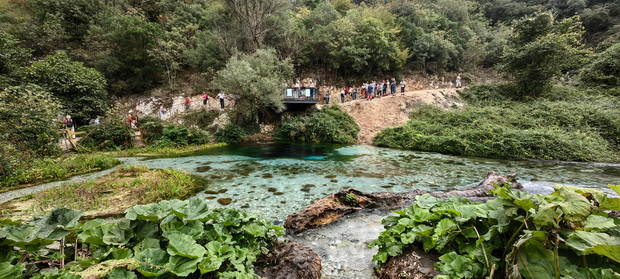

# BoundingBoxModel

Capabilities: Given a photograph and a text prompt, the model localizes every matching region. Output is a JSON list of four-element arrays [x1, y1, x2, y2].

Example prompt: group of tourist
[[324, 78, 407, 104], [291, 79, 318, 99]]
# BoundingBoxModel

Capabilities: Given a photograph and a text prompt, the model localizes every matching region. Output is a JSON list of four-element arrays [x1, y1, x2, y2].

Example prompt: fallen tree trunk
[[284, 171, 521, 235]]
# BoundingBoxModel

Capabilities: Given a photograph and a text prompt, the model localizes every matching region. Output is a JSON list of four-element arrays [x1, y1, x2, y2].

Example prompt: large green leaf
[[166, 256, 201, 277], [166, 233, 206, 259], [555, 186, 592, 221], [135, 248, 169, 277], [125, 203, 167, 222], [415, 194, 438, 209], [198, 256, 223, 274], [102, 219, 133, 246], [584, 215, 617, 231], [170, 198, 211, 222], [243, 223, 267, 237], [31, 208, 83, 240], [0, 262, 25, 279], [78, 220, 107, 247], [131, 220, 160, 243], [564, 230, 620, 262]]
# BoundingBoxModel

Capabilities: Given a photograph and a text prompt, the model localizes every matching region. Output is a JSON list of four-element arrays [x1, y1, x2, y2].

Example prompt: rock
[[217, 198, 232, 205], [377, 246, 442, 279], [255, 241, 322, 279]]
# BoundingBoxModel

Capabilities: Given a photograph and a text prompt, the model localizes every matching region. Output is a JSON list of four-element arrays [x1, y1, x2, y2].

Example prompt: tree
[[580, 43, 620, 87], [224, 0, 288, 52], [502, 13, 590, 98], [0, 31, 31, 87], [0, 84, 62, 158], [211, 48, 293, 126], [24, 51, 109, 124]]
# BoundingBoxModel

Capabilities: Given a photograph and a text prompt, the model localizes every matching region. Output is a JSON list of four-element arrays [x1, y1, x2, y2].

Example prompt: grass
[[103, 143, 226, 157], [374, 84, 620, 162], [0, 165, 206, 218], [0, 154, 120, 190]]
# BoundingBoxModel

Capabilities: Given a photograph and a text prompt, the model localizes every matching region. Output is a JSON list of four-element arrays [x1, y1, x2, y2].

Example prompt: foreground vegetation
[[371, 185, 620, 278], [0, 154, 119, 190], [275, 105, 360, 144], [0, 198, 283, 278], [1, 165, 206, 218]]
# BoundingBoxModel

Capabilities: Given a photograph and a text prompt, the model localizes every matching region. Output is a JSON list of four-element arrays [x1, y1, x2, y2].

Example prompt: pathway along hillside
[[335, 88, 463, 144]]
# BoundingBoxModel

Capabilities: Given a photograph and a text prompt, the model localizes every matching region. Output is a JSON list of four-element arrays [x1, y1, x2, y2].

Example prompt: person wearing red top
[[185, 96, 191, 111]]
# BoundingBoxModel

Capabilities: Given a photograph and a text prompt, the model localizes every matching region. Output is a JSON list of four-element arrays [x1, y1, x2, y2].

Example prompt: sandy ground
[[333, 88, 463, 144]]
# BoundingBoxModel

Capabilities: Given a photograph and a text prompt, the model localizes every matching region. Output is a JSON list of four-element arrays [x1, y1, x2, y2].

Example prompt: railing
[[281, 88, 319, 101]]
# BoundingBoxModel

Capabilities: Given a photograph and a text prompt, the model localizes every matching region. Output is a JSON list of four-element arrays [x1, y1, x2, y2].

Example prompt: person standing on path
[[456, 75, 462, 88], [217, 91, 225, 109], [324, 87, 331, 104], [390, 78, 397, 95], [64, 115, 75, 138], [185, 96, 191, 112], [202, 93, 209, 107], [159, 105, 166, 119], [400, 80, 406, 95]]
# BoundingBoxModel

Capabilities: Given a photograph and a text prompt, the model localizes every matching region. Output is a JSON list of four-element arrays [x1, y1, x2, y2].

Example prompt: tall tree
[[224, 0, 287, 51], [502, 13, 590, 98], [24, 51, 109, 124], [211, 48, 292, 126]]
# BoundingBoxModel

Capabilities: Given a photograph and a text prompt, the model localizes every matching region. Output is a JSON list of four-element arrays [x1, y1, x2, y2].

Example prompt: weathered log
[[284, 171, 521, 235], [255, 241, 322, 279], [431, 171, 521, 199]]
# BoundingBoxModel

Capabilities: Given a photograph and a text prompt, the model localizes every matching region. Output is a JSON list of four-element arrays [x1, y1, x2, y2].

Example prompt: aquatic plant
[[370, 185, 620, 278], [0, 198, 283, 278]]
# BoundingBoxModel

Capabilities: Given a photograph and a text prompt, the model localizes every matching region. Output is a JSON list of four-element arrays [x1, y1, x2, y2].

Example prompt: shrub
[[182, 109, 221, 131], [375, 101, 620, 162], [214, 124, 246, 144], [580, 43, 620, 87], [79, 118, 133, 150], [275, 105, 359, 144], [370, 185, 620, 278]]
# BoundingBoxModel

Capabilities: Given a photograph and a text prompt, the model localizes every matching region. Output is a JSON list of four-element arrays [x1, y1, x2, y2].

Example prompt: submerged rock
[[255, 241, 322, 279], [217, 198, 232, 205]]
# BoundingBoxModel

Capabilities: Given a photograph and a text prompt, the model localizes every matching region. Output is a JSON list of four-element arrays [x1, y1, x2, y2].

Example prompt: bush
[[0, 84, 62, 158], [79, 118, 133, 150], [580, 43, 620, 87], [274, 105, 360, 144], [182, 109, 221, 131], [370, 186, 620, 278], [374, 100, 620, 162], [214, 124, 246, 144]]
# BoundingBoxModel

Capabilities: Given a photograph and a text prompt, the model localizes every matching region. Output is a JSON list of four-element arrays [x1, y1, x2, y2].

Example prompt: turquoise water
[[125, 143, 620, 223]]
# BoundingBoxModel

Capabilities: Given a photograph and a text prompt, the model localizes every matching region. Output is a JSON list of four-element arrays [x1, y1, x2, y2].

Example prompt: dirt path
[[335, 88, 463, 144]]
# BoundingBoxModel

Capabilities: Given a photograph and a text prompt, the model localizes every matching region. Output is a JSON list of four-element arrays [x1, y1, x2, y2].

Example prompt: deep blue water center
[[128, 142, 620, 222]]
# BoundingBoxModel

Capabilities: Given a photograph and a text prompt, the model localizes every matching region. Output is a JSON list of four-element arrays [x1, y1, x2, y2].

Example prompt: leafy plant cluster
[[370, 185, 620, 279], [375, 88, 620, 162], [275, 105, 360, 144], [213, 124, 247, 144], [0, 154, 119, 189], [0, 198, 284, 278]]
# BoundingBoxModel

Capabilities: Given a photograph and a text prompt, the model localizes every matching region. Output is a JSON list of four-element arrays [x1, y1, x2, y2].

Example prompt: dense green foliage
[[181, 109, 221, 131], [211, 48, 292, 125], [213, 124, 247, 144], [370, 185, 620, 278], [502, 13, 590, 98], [0, 154, 119, 189], [24, 51, 109, 125], [275, 105, 360, 144], [0, 198, 283, 278], [580, 43, 620, 87], [79, 119, 133, 151], [375, 86, 620, 162]]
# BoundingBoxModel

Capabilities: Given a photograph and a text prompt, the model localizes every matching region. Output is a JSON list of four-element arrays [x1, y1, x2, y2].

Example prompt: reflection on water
[[126, 143, 620, 222]]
